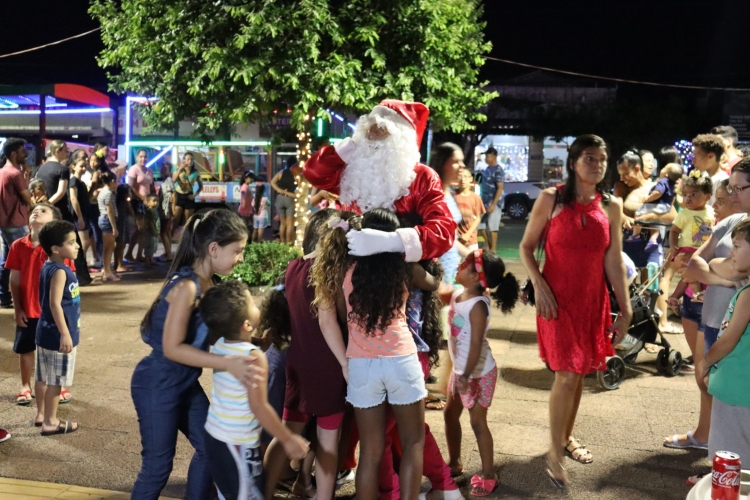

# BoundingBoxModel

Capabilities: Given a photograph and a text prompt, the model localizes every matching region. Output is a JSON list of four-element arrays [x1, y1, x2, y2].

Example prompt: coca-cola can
[[712, 451, 741, 500]]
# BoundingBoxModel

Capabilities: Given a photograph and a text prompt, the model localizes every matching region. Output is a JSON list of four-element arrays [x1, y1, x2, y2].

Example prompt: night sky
[[1, 0, 748, 91]]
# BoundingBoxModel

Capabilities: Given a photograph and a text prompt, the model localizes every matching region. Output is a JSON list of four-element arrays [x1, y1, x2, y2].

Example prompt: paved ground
[[0, 254, 706, 499]]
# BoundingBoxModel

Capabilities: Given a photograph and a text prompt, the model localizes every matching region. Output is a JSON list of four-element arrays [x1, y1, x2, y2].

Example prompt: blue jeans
[[0, 225, 30, 304], [131, 354, 211, 500]]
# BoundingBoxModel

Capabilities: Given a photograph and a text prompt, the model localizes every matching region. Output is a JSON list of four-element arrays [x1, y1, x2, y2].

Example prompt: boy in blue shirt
[[35, 220, 80, 436]]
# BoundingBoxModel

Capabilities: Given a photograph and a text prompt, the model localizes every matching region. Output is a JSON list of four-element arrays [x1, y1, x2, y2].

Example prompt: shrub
[[229, 242, 301, 287]]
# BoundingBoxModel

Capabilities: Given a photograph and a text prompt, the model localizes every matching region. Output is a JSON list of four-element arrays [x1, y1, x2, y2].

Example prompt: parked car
[[502, 181, 545, 220]]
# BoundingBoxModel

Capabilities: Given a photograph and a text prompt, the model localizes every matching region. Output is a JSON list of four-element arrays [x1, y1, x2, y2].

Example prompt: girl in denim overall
[[131, 209, 258, 499]]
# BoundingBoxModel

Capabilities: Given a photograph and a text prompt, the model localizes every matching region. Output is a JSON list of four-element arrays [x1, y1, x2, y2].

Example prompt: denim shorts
[[346, 353, 428, 408], [703, 325, 720, 353], [98, 215, 113, 234], [680, 293, 703, 325]]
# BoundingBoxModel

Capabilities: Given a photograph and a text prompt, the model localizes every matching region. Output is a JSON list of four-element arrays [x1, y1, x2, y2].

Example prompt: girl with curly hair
[[443, 250, 520, 496], [263, 208, 346, 500], [313, 208, 431, 500]]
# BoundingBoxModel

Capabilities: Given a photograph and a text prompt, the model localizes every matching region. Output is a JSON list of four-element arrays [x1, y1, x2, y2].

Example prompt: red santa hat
[[369, 100, 430, 147]]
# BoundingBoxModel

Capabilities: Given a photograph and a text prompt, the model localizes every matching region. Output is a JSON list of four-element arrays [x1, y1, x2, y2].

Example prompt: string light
[[294, 114, 313, 248], [674, 140, 694, 170]]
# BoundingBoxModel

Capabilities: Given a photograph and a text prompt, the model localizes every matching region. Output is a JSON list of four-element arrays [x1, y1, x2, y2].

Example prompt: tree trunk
[[293, 114, 313, 248]]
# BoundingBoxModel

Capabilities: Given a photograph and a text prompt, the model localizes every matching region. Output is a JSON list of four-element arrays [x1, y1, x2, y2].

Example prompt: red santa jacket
[[303, 142, 456, 261]]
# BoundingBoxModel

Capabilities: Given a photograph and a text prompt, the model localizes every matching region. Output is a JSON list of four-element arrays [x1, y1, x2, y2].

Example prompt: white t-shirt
[[205, 339, 261, 446], [447, 289, 496, 378]]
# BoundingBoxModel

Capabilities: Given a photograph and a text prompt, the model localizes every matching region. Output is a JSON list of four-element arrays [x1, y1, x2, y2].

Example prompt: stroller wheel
[[597, 356, 626, 390], [664, 349, 682, 377], [656, 348, 667, 374]]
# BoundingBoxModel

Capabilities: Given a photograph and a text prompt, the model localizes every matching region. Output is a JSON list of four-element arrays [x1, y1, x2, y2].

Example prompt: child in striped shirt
[[199, 280, 309, 499]]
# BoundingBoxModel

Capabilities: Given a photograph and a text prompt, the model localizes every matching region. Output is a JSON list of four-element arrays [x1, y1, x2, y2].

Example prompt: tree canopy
[[90, 0, 495, 135]]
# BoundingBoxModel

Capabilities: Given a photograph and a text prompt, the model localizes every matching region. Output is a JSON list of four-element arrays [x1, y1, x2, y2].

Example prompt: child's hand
[[59, 334, 73, 354], [13, 307, 27, 328], [228, 355, 267, 389], [667, 296, 681, 315], [282, 434, 310, 461], [456, 375, 469, 392], [341, 361, 349, 383]]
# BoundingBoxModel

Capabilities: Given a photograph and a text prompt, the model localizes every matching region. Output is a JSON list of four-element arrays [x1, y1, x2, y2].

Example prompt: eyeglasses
[[726, 184, 750, 195]]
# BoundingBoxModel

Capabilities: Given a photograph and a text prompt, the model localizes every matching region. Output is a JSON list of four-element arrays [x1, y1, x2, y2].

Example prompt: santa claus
[[303, 100, 456, 261]]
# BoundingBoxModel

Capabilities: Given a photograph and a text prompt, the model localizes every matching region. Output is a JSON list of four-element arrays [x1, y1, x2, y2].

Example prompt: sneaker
[[0, 301, 13, 309], [0, 429, 10, 443], [337, 469, 355, 485]]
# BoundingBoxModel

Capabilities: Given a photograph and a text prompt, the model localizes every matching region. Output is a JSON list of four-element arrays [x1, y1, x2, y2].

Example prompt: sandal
[[16, 389, 33, 406], [565, 438, 593, 464], [645, 343, 659, 354], [291, 482, 316, 499], [663, 431, 707, 450], [470, 474, 498, 497], [660, 323, 683, 335], [41, 420, 78, 436], [60, 388, 73, 404], [545, 456, 568, 489], [102, 274, 121, 282], [425, 398, 446, 410]]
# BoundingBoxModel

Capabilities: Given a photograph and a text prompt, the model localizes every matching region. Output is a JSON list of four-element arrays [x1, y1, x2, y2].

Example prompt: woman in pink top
[[126, 149, 154, 262], [312, 208, 429, 500]]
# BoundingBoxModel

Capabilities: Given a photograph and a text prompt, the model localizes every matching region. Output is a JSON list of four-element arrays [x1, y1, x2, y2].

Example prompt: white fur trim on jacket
[[334, 137, 357, 163], [396, 227, 422, 263]]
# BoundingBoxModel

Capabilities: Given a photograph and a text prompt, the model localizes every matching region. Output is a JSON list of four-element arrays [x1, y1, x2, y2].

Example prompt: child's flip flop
[[41, 420, 78, 436]]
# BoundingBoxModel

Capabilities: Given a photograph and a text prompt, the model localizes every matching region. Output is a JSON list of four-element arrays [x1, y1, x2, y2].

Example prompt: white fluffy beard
[[339, 115, 419, 212]]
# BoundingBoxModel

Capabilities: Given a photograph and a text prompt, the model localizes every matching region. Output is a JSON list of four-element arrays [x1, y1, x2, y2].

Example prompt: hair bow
[[689, 169, 702, 179], [326, 216, 349, 231]]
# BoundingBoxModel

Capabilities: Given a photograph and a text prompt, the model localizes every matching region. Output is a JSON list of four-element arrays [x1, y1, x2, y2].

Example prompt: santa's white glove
[[346, 229, 405, 256]]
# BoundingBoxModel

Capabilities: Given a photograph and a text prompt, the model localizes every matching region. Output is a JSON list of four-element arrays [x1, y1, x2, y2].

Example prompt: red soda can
[[712, 451, 741, 500]]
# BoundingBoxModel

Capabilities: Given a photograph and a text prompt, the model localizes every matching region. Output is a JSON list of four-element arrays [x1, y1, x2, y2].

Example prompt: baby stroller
[[597, 258, 683, 390]]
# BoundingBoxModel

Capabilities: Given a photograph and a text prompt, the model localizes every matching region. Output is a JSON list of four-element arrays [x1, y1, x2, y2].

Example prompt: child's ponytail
[[141, 209, 249, 335], [309, 211, 359, 310], [481, 251, 520, 314]]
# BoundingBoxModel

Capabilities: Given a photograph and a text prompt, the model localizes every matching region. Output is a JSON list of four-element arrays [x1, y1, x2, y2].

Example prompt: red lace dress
[[537, 190, 614, 374]]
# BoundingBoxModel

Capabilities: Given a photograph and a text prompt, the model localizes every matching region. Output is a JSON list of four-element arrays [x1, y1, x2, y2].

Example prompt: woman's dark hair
[[136, 148, 149, 158], [657, 145, 682, 167], [200, 279, 252, 345], [737, 144, 750, 158], [116, 183, 131, 208], [732, 157, 750, 181], [302, 208, 336, 254], [638, 149, 652, 158], [184, 152, 197, 171], [141, 209, 249, 334], [69, 149, 88, 166], [348, 208, 411, 335], [475, 251, 520, 314], [1, 137, 25, 165], [100, 171, 116, 186], [711, 125, 739, 147], [256, 274, 290, 350], [241, 170, 255, 183], [561, 134, 610, 207], [253, 183, 265, 214], [428, 142, 462, 184], [684, 174, 713, 195]]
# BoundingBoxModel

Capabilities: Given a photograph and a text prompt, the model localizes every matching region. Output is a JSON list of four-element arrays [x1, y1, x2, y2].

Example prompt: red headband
[[473, 249, 487, 288]]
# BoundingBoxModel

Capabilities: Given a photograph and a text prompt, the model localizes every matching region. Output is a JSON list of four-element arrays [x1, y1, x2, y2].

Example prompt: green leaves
[[90, 0, 494, 134], [229, 242, 302, 287]]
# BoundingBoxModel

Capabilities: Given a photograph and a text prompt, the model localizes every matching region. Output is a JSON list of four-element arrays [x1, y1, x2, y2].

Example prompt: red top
[[455, 191, 485, 246], [536, 188, 614, 374], [284, 257, 346, 416], [5, 235, 74, 318], [0, 163, 29, 227], [303, 145, 456, 260]]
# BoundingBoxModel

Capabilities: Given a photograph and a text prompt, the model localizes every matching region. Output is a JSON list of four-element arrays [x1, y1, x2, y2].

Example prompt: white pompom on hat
[[369, 100, 430, 147]]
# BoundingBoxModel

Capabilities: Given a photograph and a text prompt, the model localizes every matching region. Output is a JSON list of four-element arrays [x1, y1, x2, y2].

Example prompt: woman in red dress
[[520, 135, 632, 487]]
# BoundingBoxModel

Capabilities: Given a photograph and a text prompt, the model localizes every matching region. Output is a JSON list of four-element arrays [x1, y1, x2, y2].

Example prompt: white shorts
[[253, 216, 268, 229], [36, 346, 76, 387], [482, 207, 503, 231]]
